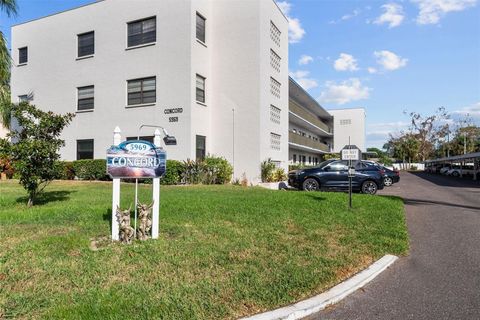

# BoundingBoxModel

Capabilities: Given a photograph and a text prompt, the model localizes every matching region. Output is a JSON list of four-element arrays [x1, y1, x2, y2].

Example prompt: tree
[[0, 0, 18, 130], [0, 102, 74, 206], [406, 107, 449, 161]]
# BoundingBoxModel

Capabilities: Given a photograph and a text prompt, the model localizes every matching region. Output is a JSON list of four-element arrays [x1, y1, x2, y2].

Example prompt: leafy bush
[[161, 160, 184, 185], [203, 155, 233, 184], [56, 161, 75, 180], [272, 168, 287, 182], [260, 159, 276, 182], [72, 159, 109, 180]]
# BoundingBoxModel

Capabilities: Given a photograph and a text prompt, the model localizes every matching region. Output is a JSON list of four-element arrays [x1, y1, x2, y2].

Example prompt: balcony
[[289, 101, 331, 134], [289, 131, 330, 153]]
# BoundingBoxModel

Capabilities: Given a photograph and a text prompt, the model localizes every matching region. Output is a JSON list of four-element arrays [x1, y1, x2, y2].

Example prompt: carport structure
[[424, 152, 480, 180]]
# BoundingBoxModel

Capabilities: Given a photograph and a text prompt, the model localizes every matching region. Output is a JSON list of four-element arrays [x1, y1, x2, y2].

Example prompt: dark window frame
[[77, 31, 95, 57], [126, 136, 154, 143], [77, 85, 95, 111], [196, 12, 206, 43], [196, 135, 206, 160], [127, 16, 156, 48], [127, 76, 156, 106], [76, 139, 94, 160], [196, 74, 206, 103], [18, 47, 28, 64]]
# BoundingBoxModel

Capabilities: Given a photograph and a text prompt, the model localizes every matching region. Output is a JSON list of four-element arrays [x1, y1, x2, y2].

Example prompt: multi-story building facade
[[10, 0, 289, 183], [288, 78, 333, 166], [328, 108, 366, 152]]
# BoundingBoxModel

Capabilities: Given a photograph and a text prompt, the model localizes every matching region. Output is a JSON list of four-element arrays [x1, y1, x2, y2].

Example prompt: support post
[[152, 129, 161, 239], [111, 126, 121, 241]]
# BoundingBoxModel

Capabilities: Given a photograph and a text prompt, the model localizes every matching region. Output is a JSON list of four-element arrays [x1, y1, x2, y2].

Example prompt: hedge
[[71, 159, 109, 181]]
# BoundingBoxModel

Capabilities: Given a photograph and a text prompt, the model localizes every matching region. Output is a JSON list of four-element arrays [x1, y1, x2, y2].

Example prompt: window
[[78, 31, 94, 57], [196, 12, 206, 43], [326, 161, 348, 171], [309, 156, 311, 164], [270, 77, 281, 98], [270, 132, 281, 151], [18, 94, 32, 102], [270, 21, 281, 47], [77, 86, 94, 111], [340, 119, 352, 125], [196, 74, 206, 103], [293, 154, 297, 163], [127, 136, 154, 143], [127, 77, 156, 106], [196, 135, 206, 160], [270, 105, 281, 124], [127, 17, 156, 47], [270, 49, 281, 72], [18, 47, 28, 64], [77, 139, 94, 160]]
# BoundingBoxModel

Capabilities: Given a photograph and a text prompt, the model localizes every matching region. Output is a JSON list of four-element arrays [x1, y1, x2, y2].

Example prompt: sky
[[1, 0, 479, 148]]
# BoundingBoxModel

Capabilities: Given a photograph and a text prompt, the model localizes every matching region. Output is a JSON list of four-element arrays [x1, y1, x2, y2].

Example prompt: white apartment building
[[10, 0, 289, 183], [328, 108, 366, 152]]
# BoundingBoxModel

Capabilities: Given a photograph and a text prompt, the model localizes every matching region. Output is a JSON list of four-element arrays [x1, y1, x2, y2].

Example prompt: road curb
[[241, 254, 398, 320]]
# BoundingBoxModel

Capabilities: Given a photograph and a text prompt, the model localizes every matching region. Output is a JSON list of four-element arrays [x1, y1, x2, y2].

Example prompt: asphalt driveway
[[305, 171, 480, 320]]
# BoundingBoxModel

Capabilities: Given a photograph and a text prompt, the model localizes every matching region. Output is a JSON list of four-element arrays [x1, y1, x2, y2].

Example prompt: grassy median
[[0, 180, 408, 319]]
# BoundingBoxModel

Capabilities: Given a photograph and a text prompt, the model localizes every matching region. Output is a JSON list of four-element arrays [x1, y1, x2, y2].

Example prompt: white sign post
[[111, 126, 122, 240], [341, 139, 361, 209], [152, 129, 161, 239]]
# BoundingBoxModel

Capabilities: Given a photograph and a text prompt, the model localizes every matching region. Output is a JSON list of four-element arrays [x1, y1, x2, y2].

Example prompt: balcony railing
[[289, 101, 331, 133], [289, 131, 330, 152]]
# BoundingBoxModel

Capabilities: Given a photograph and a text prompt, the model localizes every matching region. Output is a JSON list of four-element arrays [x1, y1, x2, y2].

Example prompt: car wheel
[[452, 171, 460, 177], [361, 181, 378, 195], [384, 176, 393, 187], [302, 178, 319, 191]]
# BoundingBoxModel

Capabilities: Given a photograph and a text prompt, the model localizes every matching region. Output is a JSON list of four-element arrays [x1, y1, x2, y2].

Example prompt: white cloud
[[411, 0, 477, 25], [298, 55, 314, 65], [374, 3, 405, 28], [318, 78, 371, 105], [374, 50, 408, 71], [334, 53, 359, 71], [277, 1, 306, 43], [289, 70, 318, 90], [367, 121, 410, 147], [329, 9, 361, 24], [368, 67, 378, 74], [450, 102, 480, 123]]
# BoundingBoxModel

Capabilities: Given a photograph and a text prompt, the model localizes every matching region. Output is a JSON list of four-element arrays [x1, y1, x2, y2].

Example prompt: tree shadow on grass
[[16, 190, 75, 206], [304, 193, 327, 202]]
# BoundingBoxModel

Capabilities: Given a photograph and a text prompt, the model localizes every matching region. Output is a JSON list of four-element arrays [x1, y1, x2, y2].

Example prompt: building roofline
[[327, 107, 366, 111], [272, 0, 289, 21], [289, 76, 332, 119], [12, 0, 104, 28]]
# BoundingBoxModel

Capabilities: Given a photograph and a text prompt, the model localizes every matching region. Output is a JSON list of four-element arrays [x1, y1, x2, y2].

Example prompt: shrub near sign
[[106, 140, 166, 178]]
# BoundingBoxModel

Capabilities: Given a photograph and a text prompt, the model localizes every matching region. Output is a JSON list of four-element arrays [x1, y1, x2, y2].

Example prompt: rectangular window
[[127, 17, 156, 47], [270, 132, 281, 151], [340, 119, 352, 125], [78, 31, 94, 57], [270, 77, 281, 98], [270, 49, 281, 72], [127, 77, 156, 106], [19, 47, 28, 64], [77, 139, 94, 160], [196, 74, 206, 103], [18, 94, 30, 102], [270, 21, 281, 47], [196, 135, 206, 160], [77, 86, 94, 111], [293, 154, 297, 163], [270, 105, 281, 124], [196, 12, 206, 43], [126, 136, 154, 143]]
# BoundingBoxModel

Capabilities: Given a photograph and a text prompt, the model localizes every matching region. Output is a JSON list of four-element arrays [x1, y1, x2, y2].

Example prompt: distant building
[[328, 108, 366, 153]]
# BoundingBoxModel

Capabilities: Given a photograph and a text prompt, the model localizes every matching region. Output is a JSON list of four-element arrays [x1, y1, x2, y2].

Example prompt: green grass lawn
[[0, 180, 408, 319]]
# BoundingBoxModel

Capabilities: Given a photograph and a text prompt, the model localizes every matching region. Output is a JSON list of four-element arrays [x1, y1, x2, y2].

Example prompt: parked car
[[288, 160, 385, 194], [363, 160, 400, 186], [446, 165, 476, 177], [439, 165, 452, 175]]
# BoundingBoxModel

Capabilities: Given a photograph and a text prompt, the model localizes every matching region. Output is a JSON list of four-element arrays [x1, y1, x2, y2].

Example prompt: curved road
[[306, 172, 480, 320]]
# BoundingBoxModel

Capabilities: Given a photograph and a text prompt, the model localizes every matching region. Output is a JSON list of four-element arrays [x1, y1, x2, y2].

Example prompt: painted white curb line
[[241, 254, 398, 320]]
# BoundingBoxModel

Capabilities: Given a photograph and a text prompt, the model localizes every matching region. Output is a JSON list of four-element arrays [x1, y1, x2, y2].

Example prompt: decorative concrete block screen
[[270, 49, 281, 73], [270, 77, 281, 99], [270, 21, 281, 47], [270, 105, 281, 124], [270, 132, 281, 151]]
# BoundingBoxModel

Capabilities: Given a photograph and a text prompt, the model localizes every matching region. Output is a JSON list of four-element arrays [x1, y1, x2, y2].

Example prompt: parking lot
[[306, 171, 480, 320]]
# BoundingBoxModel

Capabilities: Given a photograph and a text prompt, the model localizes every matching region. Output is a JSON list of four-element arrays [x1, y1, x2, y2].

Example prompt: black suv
[[288, 160, 385, 194]]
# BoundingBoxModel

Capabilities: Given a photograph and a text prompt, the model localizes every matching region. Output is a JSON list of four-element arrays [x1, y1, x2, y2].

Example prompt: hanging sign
[[106, 140, 166, 178]]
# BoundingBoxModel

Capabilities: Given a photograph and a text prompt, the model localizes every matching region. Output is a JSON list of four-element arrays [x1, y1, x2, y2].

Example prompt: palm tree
[[0, 0, 18, 130]]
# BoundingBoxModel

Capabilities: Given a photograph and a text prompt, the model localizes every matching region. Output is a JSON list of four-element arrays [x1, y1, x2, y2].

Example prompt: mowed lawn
[[0, 180, 408, 319]]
